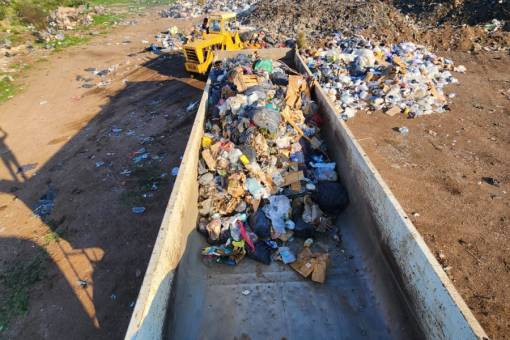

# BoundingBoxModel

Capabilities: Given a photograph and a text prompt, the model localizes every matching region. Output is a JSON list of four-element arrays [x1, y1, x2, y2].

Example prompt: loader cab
[[183, 12, 244, 75], [208, 12, 239, 34]]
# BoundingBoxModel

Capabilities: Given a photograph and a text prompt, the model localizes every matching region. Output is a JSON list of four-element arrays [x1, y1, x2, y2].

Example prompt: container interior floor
[[164, 205, 423, 339]]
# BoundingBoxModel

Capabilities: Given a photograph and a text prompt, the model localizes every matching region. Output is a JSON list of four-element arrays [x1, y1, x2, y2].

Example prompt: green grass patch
[[43, 34, 90, 50], [92, 12, 125, 26], [42, 217, 66, 245], [9, 62, 30, 71], [0, 257, 43, 333], [0, 75, 18, 104], [42, 231, 61, 245]]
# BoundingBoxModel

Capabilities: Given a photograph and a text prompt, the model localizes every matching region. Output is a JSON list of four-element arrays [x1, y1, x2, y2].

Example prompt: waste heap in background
[[197, 54, 349, 283], [36, 6, 106, 44], [152, 26, 187, 53], [159, 0, 288, 49], [35, 5, 106, 48], [49, 6, 105, 30], [240, 30, 293, 49], [302, 34, 467, 120], [242, 0, 417, 45], [161, 0, 258, 18], [242, 0, 509, 52]]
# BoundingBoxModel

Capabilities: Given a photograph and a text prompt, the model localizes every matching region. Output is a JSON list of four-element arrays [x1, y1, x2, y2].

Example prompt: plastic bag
[[263, 195, 291, 235], [254, 59, 273, 73], [249, 210, 271, 239], [312, 181, 349, 214], [251, 107, 280, 133], [311, 162, 338, 181], [247, 240, 272, 265]]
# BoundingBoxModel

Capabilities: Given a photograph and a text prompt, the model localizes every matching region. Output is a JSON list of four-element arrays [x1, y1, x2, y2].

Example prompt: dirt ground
[[347, 50, 510, 338], [0, 5, 508, 340], [0, 7, 202, 339]]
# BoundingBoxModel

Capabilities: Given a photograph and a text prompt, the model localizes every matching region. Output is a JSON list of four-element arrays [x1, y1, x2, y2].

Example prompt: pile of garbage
[[392, 0, 509, 28], [302, 34, 465, 119], [197, 55, 349, 283], [48, 6, 104, 30], [151, 26, 187, 53], [242, 0, 417, 46], [242, 0, 509, 52], [161, 0, 258, 18], [36, 6, 106, 44], [239, 30, 293, 49]]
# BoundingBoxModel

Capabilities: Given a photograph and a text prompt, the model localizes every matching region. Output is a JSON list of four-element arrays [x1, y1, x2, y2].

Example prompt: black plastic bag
[[291, 197, 314, 238], [312, 181, 349, 214], [293, 214, 315, 238], [249, 210, 271, 239], [271, 71, 289, 86], [247, 240, 272, 265]]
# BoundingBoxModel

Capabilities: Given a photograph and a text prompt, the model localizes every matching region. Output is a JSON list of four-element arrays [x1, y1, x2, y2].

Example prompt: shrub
[[63, 0, 88, 7], [15, 1, 48, 30], [0, 7, 6, 21]]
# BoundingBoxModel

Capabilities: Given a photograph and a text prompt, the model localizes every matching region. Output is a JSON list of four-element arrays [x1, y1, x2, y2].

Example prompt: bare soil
[[0, 5, 508, 340], [347, 50, 510, 338], [0, 8, 202, 339]]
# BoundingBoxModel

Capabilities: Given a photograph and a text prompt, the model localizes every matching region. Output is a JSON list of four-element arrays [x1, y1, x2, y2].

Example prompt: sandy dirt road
[[0, 7, 202, 339], [0, 5, 508, 340]]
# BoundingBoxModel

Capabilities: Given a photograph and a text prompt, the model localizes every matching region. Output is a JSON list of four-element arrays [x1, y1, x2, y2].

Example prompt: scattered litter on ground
[[33, 188, 57, 217], [120, 169, 132, 176], [17, 163, 38, 174], [171, 167, 179, 176], [132, 207, 146, 214], [111, 127, 123, 135], [77, 64, 118, 89], [197, 54, 349, 284], [241, 289, 251, 296], [482, 177, 500, 187], [398, 127, 409, 135], [186, 100, 199, 112], [132, 148, 150, 163]]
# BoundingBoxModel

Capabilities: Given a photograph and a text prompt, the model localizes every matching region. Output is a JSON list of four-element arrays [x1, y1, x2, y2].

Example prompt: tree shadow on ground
[[0, 52, 204, 339]]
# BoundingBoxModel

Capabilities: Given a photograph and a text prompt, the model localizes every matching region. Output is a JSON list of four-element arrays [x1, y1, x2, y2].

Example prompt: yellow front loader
[[183, 12, 244, 75]]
